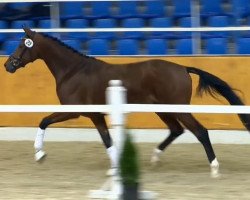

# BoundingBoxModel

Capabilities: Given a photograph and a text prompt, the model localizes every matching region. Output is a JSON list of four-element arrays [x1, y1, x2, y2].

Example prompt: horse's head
[[4, 27, 38, 73]]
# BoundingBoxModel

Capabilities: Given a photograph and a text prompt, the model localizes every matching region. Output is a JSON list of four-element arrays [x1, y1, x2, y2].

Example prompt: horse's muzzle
[[4, 63, 16, 73]]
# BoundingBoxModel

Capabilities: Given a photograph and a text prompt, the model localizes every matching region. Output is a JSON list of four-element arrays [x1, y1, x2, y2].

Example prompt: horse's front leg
[[34, 112, 80, 162], [90, 113, 117, 176]]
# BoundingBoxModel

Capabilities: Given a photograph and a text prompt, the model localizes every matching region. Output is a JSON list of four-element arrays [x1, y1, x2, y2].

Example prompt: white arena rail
[[1, 104, 250, 113], [0, 0, 145, 2], [1, 27, 250, 33]]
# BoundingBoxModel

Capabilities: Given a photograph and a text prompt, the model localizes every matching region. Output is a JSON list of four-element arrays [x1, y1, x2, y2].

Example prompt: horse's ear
[[23, 26, 35, 38]]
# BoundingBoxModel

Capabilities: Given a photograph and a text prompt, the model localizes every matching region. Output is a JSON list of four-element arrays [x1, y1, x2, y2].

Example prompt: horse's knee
[[168, 127, 184, 141], [168, 120, 184, 137], [158, 128, 184, 151], [172, 127, 184, 137]]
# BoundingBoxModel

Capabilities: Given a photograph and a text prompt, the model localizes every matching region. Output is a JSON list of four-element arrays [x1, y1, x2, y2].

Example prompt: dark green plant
[[120, 132, 140, 186]]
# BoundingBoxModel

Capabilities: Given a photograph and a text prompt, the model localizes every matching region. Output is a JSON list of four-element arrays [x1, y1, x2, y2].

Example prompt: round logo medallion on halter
[[24, 39, 34, 48]]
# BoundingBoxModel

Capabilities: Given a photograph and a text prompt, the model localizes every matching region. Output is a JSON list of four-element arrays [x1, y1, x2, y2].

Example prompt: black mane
[[40, 32, 95, 60]]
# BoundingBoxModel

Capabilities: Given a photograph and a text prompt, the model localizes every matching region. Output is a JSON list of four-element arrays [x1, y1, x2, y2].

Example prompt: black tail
[[187, 67, 250, 131]]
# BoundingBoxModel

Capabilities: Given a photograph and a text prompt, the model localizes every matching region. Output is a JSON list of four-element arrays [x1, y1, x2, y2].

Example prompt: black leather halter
[[9, 35, 34, 69]]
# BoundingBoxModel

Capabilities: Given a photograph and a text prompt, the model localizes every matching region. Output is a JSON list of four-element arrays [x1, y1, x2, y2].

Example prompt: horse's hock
[[0, 56, 249, 130]]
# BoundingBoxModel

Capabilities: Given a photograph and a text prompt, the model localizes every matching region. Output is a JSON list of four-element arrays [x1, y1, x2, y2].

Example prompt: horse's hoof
[[211, 172, 221, 178], [35, 150, 47, 163], [150, 155, 160, 166], [150, 148, 162, 166], [210, 158, 220, 178], [106, 168, 118, 176]]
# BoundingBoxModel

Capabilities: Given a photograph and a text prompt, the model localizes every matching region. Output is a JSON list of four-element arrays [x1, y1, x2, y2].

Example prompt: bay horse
[[4, 28, 250, 178]]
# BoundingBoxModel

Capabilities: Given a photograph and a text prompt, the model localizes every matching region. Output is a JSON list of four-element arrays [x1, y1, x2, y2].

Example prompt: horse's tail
[[186, 67, 250, 131]]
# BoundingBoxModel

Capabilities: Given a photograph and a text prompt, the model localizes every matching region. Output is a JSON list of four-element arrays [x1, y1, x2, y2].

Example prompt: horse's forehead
[[21, 35, 33, 42]]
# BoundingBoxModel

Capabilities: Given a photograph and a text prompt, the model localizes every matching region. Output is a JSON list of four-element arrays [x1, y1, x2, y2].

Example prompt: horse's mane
[[40, 32, 96, 60]]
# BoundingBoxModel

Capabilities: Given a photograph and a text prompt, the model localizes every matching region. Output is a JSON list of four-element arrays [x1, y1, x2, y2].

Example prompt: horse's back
[[121, 59, 193, 104]]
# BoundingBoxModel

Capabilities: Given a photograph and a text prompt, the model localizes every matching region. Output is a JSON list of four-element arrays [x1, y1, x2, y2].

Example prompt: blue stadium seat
[[203, 15, 232, 38], [205, 38, 228, 54], [117, 39, 139, 55], [145, 39, 168, 55], [148, 17, 175, 39], [208, 15, 231, 27], [92, 18, 117, 40], [88, 39, 110, 55], [28, 2, 51, 20], [236, 37, 250, 54], [2, 40, 20, 55], [0, 20, 8, 42], [11, 20, 35, 29], [65, 19, 89, 40], [139, 0, 165, 18], [112, 1, 138, 19], [177, 17, 193, 38], [62, 39, 82, 52], [10, 20, 35, 39], [9, 2, 34, 10], [230, 0, 250, 19], [121, 18, 145, 39], [84, 1, 111, 19], [200, 0, 225, 17], [38, 19, 52, 28], [175, 39, 193, 54], [172, 0, 191, 18], [38, 19, 60, 37], [60, 2, 84, 19]]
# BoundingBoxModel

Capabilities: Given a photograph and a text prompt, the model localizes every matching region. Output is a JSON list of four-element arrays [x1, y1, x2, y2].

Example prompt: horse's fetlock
[[39, 118, 51, 129]]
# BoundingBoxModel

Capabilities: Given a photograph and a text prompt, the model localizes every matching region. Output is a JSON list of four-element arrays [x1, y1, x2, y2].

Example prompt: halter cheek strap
[[10, 37, 34, 67]]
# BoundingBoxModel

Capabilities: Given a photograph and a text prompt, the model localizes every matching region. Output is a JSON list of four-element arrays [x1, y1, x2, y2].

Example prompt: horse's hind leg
[[34, 112, 79, 162], [177, 113, 220, 178], [90, 113, 117, 176], [151, 113, 184, 164]]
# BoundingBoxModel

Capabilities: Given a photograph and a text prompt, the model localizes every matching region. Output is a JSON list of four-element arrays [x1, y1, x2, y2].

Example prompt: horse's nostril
[[5, 64, 16, 73]]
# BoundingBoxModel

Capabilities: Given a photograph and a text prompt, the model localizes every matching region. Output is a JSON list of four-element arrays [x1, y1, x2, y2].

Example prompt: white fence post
[[106, 80, 127, 161], [88, 80, 127, 199], [106, 80, 127, 199]]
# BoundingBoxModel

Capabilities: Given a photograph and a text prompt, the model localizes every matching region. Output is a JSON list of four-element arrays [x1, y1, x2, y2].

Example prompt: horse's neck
[[38, 39, 83, 83]]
